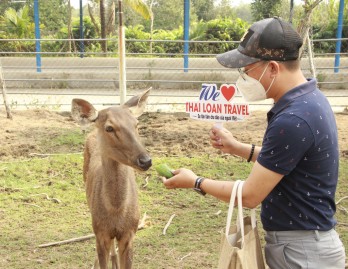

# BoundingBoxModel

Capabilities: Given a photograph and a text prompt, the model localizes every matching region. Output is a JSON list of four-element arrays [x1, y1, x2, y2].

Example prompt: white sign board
[[186, 84, 249, 123]]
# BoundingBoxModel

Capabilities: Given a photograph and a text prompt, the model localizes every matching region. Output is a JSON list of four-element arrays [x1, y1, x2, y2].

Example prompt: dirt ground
[[0, 108, 347, 160]]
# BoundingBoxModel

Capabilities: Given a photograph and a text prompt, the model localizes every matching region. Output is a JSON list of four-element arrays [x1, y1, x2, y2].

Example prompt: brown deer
[[71, 89, 152, 269]]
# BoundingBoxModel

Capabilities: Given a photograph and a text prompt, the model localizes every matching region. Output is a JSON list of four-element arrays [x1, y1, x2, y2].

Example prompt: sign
[[186, 84, 249, 123]]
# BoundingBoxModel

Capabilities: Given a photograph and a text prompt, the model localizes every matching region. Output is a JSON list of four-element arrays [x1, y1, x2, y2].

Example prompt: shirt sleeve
[[257, 114, 314, 175]]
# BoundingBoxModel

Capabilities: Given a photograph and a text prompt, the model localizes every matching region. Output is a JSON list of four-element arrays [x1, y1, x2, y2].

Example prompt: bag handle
[[237, 181, 257, 227], [237, 181, 245, 246], [225, 181, 257, 247], [225, 180, 241, 237]]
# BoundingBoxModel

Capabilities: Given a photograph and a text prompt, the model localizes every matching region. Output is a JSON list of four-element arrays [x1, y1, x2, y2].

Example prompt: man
[[162, 17, 346, 268]]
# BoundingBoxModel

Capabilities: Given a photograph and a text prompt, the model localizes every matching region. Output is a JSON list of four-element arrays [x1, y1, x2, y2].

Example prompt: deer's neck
[[100, 157, 135, 208]]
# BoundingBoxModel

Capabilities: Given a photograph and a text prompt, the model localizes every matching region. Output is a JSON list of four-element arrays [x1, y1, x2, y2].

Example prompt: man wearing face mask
[[162, 17, 346, 268]]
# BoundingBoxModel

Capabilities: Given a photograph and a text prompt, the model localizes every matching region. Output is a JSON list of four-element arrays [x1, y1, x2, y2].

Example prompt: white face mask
[[236, 62, 275, 102]]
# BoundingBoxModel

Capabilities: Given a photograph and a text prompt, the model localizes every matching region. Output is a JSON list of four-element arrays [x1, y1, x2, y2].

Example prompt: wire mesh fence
[[0, 38, 347, 112]]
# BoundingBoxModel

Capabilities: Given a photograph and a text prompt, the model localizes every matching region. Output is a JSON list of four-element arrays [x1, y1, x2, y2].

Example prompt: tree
[[87, 0, 151, 53], [251, 0, 282, 20], [233, 3, 253, 23], [191, 0, 215, 21], [0, 0, 23, 16], [1, 5, 34, 38], [307, 0, 348, 53], [150, 1, 183, 30], [35, 0, 69, 35], [214, 0, 235, 19]]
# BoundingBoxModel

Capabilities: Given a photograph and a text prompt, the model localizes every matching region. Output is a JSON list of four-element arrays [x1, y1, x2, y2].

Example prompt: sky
[[70, 0, 83, 9]]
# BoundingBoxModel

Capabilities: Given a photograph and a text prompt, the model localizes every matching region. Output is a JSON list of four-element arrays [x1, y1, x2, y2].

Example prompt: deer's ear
[[71, 99, 99, 125], [123, 88, 151, 118]]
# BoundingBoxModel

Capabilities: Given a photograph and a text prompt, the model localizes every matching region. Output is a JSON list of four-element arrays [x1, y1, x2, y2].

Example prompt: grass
[[0, 132, 347, 268]]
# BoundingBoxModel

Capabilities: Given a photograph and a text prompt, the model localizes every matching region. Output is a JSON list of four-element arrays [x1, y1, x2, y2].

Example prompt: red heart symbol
[[220, 84, 236, 102]]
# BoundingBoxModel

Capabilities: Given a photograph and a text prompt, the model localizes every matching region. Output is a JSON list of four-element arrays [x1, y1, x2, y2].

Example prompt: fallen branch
[[137, 212, 147, 230], [38, 234, 95, 248], [0, 159, 33, 164], [29, 152, 82, 157], [0, 153, 81, 164], [179, 252, 192, 261], [22, 203, 41, 208], [215, 210, 222, 216], [336, 196, 348, 205], [163, 214, 176, 235], [38, 212, 148, 248], [142, 176, 149, 188], [338, 205, 348, 214], [30, 193, 61, 204]]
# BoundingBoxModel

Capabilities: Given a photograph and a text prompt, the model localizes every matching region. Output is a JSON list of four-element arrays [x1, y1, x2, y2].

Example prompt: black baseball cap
[[216, 17, 303, 68]]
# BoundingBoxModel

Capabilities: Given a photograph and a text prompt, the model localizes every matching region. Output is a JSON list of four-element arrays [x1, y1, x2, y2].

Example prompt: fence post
[[334, 0, 344, 73], [183, 0, 190, 73], [79, 0, 85, 58], [34, 0, 41, 73], [118, 0, 126, 105]]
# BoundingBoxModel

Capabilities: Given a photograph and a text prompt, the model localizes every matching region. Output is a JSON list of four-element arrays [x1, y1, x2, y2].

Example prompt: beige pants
[[265, 229, 346, 269]]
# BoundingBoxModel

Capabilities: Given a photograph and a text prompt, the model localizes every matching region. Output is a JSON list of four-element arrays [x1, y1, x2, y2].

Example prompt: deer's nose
[[137, 154, 152, 171]]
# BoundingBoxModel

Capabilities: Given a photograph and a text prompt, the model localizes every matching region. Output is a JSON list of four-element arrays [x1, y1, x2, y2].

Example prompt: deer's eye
[[105, 126, 114, 132]]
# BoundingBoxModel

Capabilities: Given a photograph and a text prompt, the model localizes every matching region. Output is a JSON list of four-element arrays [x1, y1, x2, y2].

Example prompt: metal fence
[[0, 38, 347, 112]]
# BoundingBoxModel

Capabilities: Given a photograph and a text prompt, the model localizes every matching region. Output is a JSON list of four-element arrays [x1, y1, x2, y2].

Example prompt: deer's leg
[[110, 238, 119, 269], [117, 232, 135, 269], [95, 234, 113, 269], [92, 256, 100, 269]]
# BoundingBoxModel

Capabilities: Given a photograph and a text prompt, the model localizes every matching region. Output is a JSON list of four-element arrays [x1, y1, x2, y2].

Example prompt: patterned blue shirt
[[258, 79, 339, 231]]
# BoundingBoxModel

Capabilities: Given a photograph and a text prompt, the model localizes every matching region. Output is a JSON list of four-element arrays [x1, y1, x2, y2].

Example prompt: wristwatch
[[194, 177, 206, 196]]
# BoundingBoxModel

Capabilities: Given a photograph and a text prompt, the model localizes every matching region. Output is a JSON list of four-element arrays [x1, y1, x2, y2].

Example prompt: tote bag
[[218, 180, 265, 269]]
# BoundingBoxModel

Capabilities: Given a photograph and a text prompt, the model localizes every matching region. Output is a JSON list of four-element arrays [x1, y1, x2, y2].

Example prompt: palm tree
[[1, 5, 34, 39], [88, 0, 152, 53]]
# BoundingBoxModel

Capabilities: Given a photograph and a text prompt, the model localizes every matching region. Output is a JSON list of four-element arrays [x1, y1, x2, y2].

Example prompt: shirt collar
[[267, 78, 317, 122]]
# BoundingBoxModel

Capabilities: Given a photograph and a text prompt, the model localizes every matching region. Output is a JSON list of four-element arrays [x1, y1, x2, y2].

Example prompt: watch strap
[[194, 177, 206, 196]]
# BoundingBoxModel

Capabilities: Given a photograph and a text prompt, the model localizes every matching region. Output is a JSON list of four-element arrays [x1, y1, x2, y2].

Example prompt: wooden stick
[[163, 214, 176, 235], [0, 60, 13, 119], [38, 234, 95, 248]]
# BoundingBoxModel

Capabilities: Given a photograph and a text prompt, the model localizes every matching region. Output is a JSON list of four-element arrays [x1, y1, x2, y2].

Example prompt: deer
[[71, 89, 152, 269]]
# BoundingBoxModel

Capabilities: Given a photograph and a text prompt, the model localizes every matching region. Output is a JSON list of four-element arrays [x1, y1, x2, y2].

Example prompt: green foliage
[[191, 0, 215, 21], [126, 25, 151, 53], [0, 5, 36, 54], [150, 0, 184, 30], [125, 18, 249, 56], [310, 0, 348, 54], [71, 17, 101, 53], [34, 0, 69, 35], [124, 0, 152, 20], [213, 0, 236, 19], [251, 0, 282, 21], [0, 0, 345, 55], [1, 5, 34, 38]]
